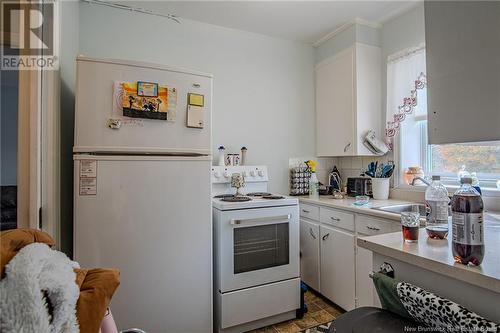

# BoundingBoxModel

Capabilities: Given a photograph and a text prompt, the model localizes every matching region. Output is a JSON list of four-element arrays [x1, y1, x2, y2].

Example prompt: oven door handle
[[230, 214, 291, 226]]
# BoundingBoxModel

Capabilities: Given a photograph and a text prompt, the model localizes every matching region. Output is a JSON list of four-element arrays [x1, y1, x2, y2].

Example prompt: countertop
[[298, 196, 415, 221], [357, 213, 500, 293]]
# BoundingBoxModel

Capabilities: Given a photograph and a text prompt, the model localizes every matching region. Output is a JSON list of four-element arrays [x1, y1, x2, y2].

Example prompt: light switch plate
[[186, 105, 204, 128]]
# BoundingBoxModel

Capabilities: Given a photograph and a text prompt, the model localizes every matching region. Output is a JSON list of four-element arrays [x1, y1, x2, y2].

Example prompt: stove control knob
[[213, 171, 221, 179], [258, 170, 265, 177], [250, 170, 256, 177], [223, 171, 230, 178]]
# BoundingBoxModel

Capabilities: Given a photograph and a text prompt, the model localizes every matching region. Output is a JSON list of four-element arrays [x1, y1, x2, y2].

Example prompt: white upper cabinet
[[315, 43, 382, 157], [425, 2, 500, 144]]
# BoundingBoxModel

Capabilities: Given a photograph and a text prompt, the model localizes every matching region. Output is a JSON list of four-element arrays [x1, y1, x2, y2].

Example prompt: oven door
[[218, 205, 299, 293]]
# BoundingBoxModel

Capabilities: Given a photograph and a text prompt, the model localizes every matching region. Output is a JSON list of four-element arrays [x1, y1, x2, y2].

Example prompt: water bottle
[[425, 175, 450, 239]]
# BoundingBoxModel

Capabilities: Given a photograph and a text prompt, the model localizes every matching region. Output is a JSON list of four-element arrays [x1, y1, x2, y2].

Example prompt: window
[[388, 46, 500, 190], [399, 117, 500, 190]]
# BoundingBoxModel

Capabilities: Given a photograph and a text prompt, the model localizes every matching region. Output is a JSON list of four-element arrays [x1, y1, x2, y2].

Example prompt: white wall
[[77, 2, 315, 194]]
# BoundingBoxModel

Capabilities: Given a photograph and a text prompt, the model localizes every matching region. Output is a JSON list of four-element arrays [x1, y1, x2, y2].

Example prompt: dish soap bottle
[[309, 172, 319, 200], [451, 177, 484, 266], [306, 160, 319, 199], [425, 175, 450, 239]]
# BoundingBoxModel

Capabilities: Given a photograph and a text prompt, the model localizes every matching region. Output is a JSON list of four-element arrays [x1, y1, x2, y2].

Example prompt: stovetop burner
[[221, 196, 252, 202], [247, 192, 272, 197], [213, 194, 235, 199], [262, 195, 285, 200]]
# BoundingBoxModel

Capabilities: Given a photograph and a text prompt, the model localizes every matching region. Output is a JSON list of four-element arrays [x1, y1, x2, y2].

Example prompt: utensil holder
[[371, 178, 390, 200]]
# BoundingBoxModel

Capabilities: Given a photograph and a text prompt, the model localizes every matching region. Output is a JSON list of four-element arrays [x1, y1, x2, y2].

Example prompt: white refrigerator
[[73, 57, 213, 333]]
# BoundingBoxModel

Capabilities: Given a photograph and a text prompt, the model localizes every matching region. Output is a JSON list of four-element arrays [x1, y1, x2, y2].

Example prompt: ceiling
[[117, 1, 421, 44]]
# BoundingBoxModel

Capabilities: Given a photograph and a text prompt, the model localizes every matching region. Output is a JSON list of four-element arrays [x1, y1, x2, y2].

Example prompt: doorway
[[0, 46, 19, 231], [1, 3, 60, 245]]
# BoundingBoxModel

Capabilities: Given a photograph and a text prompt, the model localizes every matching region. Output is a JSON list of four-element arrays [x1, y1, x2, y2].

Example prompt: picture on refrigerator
[[121, 81, 175, 120]]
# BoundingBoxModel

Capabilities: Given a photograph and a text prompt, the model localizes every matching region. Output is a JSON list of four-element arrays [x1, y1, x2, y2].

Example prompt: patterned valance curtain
[[386, 44, 427, 149]]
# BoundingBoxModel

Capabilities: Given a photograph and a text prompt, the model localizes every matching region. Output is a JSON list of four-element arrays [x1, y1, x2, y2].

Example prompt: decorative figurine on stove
[[231, 173, 245, 196]]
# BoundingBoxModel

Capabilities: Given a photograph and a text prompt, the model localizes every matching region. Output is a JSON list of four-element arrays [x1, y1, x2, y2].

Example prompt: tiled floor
[[247, 290, 344, 333]]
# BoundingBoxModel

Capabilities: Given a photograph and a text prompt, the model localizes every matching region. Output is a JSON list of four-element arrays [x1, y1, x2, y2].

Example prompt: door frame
[[17, 66, 41, 230], [13, 1, 60, 247]]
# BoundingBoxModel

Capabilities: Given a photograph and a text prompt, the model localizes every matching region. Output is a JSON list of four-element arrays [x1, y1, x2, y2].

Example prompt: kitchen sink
[[372, 203, 426, 216]]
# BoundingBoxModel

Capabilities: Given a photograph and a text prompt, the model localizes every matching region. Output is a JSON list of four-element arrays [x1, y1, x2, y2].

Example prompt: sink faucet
[[411, 177, 431, 186]]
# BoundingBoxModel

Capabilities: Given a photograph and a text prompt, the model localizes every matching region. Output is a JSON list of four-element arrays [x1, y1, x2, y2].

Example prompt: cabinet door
[[355, 246, 374, 307], [300, 219, 320, 291], [425, 2, 500, 144], [320, 225, 355, 311], [315, 47, 355, 157]]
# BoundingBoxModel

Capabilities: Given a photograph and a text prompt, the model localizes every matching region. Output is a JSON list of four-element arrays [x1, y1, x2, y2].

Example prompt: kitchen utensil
[[381, 164, 394, 178], [366, 161, 377, 177]]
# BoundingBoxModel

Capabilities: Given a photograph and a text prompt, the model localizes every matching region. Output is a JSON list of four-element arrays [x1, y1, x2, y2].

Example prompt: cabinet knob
[[322, 233, 330, 241], [330, 216, 341, 222], [344, 142, 351, 152], [302, 209, 310, 213], [309, 228, 317, 239]]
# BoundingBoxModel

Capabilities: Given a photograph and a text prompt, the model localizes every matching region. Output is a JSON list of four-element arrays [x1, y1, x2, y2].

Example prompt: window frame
[[395, 121, 500, 196]]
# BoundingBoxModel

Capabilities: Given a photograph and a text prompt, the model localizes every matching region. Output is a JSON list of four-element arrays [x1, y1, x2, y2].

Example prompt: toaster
[[347, 177, 372, 197]]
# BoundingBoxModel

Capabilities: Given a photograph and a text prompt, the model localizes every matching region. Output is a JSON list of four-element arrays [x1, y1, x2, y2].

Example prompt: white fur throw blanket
[[0, 243, 81, 333]]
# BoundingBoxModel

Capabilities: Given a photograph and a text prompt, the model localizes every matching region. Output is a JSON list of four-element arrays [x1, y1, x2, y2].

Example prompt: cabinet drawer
[[320, 207, 354, 232], [219, 278, 300, 329], [355, 214, 398, 236], [300, 204, 320, 220]]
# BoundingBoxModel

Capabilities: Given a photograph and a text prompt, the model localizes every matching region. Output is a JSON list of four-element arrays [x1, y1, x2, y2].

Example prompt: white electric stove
[[212, 166, 300, 333]]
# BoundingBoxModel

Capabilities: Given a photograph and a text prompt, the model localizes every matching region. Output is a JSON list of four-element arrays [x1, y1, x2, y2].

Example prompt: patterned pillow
[[397, 282, 499, 332]]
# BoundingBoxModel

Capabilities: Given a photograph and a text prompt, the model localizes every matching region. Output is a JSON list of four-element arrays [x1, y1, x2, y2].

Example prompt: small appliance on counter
[[347, 177, 372, 197]]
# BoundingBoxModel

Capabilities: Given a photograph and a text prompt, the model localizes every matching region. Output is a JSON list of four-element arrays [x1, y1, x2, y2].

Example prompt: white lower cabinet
[[299, 204, 399, 310], [355, 214, 401, 307], [320, 224, 356, 311], [355, 245, 374, 307], [299, 218, 320, 291]]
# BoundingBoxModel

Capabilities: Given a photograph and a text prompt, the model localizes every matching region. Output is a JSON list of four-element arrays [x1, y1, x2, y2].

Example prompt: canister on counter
[[234, 154, 241, 166]]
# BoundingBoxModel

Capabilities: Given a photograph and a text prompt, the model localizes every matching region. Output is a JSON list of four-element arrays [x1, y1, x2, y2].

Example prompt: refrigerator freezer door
[[74, 154, 212, 333], [74, 57, 212, 155]]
